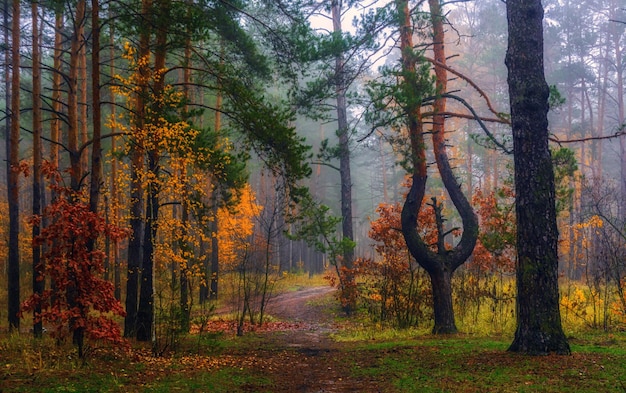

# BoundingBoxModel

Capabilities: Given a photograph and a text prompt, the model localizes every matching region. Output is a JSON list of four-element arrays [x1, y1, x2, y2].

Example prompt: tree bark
[[137, 0, 168, 341], [136, 154, 158, 342], [7, 0, 21, 331], [125, 0, 152, 337], [429, 268, 456, 334], [89, 0, 102, 214], [505, 0, 570, 355], [331, 0, 356, 314], [209, 201, 219, 300], [32, 0, 44, 338], [209, 84, 223, 302], [398, 0, 478, 334], [68, 0, 86, 191]]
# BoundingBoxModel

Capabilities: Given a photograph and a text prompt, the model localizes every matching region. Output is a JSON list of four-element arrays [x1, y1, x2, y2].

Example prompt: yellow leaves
[[574, 215, 603, 230], [218, 184, 263, 269]]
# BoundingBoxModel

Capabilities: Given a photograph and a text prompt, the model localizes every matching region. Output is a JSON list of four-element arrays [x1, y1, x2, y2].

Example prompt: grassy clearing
[[343, 334, 626, 392], [4, 275, 626, 392], [5, 331, 625, 392]]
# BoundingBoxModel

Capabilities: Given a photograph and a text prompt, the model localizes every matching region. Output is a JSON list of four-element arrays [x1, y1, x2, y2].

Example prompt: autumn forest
[[1, 0, 626, 391]]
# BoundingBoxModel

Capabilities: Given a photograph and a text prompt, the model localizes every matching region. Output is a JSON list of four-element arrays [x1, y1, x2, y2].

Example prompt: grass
[[4, 275, 626, 392], [342, 333, 626, 392], [3, 322, 626, 392]]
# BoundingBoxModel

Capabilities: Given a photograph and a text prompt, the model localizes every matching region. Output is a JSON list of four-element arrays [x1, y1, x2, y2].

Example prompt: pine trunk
[[430, 268, 457, 334], [332, 0, 355, 313], [7, 0, 21, 331], [32, 0, 44, 338], [124, 0, 152, 337], [399, 0, 477, 334], [505, 0, 570, 355]]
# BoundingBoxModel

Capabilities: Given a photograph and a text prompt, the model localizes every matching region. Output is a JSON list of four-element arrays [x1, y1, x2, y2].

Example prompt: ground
[[247, 286, 382, 392], [205, 285, 382, 392], [4, 285, 626, 392]]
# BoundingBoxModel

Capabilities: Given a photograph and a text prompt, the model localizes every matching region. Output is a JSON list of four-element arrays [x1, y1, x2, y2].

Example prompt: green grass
[[5, 275, 626, 392], [342, 333, 626, 392], [3, 328, 626, 392]]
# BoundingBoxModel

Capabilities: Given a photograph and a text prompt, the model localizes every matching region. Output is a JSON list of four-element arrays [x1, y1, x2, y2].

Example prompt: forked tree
[[396, 0, 478, 334]]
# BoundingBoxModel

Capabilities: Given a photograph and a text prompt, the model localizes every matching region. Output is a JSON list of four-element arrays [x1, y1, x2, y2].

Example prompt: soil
[[239, 286, 383, 393]]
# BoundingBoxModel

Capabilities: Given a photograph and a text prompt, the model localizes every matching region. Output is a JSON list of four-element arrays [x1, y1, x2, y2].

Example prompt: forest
[[1, 0, 626, 391]]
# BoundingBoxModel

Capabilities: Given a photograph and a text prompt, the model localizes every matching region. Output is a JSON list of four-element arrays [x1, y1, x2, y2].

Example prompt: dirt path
[[250, 286, 383, 393]]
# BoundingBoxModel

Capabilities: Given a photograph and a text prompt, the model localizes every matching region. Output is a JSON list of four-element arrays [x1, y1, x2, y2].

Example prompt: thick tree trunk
[[430, 268, 457, 334], [7, 0, 21, 331], [505, 0, 570, 355]]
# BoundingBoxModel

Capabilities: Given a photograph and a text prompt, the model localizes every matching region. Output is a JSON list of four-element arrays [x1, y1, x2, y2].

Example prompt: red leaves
[[470, 187, 516, 273], [21, 187, 128, 350]]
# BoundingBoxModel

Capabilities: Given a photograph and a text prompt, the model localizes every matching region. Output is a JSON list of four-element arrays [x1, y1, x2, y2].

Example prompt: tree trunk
[[51, 9, 62, 178], [430, 268, 457, 334], [398, 0, 478, 334], [210, 201, 219, 300], [612, 8, 626, 221], [505, 0, 570, 355], [331, 0, 356, 314], [109, 10, 121, 301], [124, 0, 152, 337], [79, 10, 89, 176], [68, 0, 85, 190], [89, 0, 102, 214], [136, 159, 158, 342], [32, 0, 44, 338], [7, 0, 21, 331], [209, 83, 223, 302], [137, 0, 168, 341]]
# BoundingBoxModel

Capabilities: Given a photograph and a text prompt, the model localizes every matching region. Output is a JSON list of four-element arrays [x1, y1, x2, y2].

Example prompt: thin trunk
[[125, 0, 152, 337], [593, 40, 609, 182], [136, 167, 157, 342], [613, 15, 625, 221], [179, 36, 191, 329], [180, 201, 190, 332], [331, 0, 355, 313], [79, 14, 89, 176], [109, 9, 121, 301], [7, 0, 21, 332], [137, 0, 168, 341], [51, 10, 62, 177], [32, 0, 44, 338], [68, 0, 86, 190], [89, 0, 102, 214], [68, 0, 88, 356], [209, 201, 219, 300], [209, 80, 223, 302]]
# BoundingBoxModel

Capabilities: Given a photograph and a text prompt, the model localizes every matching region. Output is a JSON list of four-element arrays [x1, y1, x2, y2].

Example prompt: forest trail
[[247, 285, 383, 393]]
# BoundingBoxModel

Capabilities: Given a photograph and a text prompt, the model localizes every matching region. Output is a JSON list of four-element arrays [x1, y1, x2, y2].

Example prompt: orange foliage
[[470, 187, 516, 273], [218, 184, 263, 270]]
